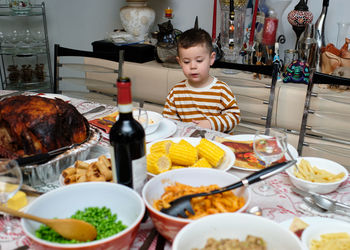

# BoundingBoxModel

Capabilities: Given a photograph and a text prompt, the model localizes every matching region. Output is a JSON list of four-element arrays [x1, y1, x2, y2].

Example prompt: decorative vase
[[120, 0, 155, 42], [287, 0, 313, 49]]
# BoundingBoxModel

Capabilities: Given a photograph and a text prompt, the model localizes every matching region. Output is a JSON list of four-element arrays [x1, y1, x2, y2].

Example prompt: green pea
[[35, 206, 127, 244]]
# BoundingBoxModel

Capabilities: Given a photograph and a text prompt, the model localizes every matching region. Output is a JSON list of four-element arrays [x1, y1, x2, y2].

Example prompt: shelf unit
[[0, 2, 53, 92]]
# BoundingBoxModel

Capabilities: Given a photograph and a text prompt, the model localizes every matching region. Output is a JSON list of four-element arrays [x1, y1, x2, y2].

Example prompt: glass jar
[[9, 0, 32, 15]]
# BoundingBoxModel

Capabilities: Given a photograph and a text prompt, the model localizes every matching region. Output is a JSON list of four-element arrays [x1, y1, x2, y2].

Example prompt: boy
[[162, 28, 241, 133]]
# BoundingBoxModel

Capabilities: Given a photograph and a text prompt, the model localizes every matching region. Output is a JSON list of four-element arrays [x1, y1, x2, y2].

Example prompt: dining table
[[0, 90, 350, 250]]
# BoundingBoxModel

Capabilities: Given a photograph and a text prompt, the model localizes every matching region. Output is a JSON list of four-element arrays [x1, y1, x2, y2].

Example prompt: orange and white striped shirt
[[163, 78, 240, 133]]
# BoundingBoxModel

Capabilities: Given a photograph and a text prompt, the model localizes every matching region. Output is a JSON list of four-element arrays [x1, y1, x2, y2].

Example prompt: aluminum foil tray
[[21, 127, 101, 189]]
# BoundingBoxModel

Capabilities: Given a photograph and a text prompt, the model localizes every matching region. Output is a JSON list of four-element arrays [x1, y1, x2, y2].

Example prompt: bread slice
[[289, 217, 309, 238]]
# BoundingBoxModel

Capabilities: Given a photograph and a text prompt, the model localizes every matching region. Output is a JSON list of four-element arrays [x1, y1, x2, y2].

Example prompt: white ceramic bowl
[[142, 168, 251, 242], [133, 110, 162, 135], [286, 157, 348, 194], [144, 110, 162, 135], [301, 219, 350, 249], [22, 182, 145, 249], [173, 213, 305, 250]]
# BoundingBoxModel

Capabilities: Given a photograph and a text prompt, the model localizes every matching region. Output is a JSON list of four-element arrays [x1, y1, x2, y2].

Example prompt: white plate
[[146, 137, 236, 176], [224, 134, 299, 172], [146, 118, 177, 143], [280, 216, 350, 250], [59, 158, 99, 186], [32, 93, 71, 102]]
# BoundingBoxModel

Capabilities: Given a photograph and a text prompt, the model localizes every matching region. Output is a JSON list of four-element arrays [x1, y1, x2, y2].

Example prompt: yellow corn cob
[[150, 140, 173, 154], [171, 165, 187, 170], [191, 157, 212, 168], [196, 138, 225, 167], [147, 153, 171, 175], [179, 139, 197, 152], [169, 143, 198, 166]]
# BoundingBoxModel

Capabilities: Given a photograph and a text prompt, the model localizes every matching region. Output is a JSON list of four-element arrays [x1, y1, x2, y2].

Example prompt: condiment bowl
[[286, 157, 348, 194], [301, 219, 350, 249], [144, 110, 162, 135], [142, 168, 251, 242], [173, 213, 305, 250], [22, 182, 145, 249]]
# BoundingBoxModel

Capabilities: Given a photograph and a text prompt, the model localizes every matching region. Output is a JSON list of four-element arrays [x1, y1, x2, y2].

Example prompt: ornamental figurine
[[282, 60, 310, 84]]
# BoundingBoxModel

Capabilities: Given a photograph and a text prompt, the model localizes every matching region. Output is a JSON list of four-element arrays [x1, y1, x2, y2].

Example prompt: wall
[[1, 0, 349, 68]]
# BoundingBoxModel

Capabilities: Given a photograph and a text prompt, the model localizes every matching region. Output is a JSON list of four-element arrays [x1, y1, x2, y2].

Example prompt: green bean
[[35, 206, 127, 243]]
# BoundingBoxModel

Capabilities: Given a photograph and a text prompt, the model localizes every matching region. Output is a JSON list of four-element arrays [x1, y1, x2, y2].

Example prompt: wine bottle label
[[132, 155, 147, 194], [109, 146, 147, 195]]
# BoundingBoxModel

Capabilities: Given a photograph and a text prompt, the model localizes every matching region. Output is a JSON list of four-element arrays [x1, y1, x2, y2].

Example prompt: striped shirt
[[163, 77, 241, 133]]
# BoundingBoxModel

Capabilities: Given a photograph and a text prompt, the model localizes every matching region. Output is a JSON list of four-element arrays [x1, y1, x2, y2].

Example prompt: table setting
[[0, 90, 349, 250]]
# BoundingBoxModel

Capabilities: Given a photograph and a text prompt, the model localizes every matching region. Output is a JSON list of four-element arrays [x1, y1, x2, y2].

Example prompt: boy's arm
[[162, 91, 180, 121], [207, 87, 241, 133]]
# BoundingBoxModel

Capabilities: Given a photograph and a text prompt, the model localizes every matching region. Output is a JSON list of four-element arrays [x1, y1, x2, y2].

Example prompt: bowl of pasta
[[173, 213, 305, 250], [141, 168, 251, 242], [286, 157, 348, 194], [301, 219, 350, 249]]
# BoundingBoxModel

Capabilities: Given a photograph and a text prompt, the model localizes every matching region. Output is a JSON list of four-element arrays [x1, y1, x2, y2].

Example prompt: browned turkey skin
[[0, 95, 89, 158]]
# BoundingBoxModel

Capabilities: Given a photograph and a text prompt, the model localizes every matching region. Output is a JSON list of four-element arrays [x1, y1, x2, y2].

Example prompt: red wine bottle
[[109, 77, 146, 194]]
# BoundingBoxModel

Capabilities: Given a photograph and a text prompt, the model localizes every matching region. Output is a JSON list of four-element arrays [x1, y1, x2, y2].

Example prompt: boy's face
[[176, 44, 216, 87]]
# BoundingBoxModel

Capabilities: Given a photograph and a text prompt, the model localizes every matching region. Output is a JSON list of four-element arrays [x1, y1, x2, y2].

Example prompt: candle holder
[[287, 0, 313, 49]]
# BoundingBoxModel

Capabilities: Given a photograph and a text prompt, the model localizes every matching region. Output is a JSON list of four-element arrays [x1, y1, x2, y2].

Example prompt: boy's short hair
[[177, 28, 213, 54]]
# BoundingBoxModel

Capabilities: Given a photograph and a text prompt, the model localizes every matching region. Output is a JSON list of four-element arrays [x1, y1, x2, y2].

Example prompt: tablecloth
[[0, 91, 349, 250]]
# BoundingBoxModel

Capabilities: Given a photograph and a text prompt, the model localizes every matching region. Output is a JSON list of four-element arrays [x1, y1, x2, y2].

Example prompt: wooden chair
[[53, 44, 125, 105]]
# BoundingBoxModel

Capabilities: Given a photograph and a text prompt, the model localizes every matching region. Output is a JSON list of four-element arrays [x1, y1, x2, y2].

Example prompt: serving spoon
[[0, 206, 97, 242], [161, 160, 297, 218]]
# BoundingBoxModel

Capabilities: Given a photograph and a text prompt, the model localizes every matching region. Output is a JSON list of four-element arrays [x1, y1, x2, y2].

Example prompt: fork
[[161, 160, 297, 218]]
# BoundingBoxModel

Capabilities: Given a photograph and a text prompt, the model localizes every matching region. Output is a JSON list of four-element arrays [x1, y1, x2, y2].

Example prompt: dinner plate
[[280, 216, 350, 249], [224, 134, 299, 172], [146, 118, 177, 143], [31, 93, 71, 102], [146, 137, 236, 177], [59, 158, 101, 186]]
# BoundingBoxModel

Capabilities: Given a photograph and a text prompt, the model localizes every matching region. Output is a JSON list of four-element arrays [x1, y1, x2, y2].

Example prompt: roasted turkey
[[0, 95, 90, 158]]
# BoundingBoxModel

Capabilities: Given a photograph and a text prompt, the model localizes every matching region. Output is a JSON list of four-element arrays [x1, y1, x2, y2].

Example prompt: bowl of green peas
[[21, 182, 145, 249]]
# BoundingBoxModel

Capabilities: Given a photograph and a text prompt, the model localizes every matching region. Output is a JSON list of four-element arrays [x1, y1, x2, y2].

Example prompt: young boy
[[162, 28, 241, 133]]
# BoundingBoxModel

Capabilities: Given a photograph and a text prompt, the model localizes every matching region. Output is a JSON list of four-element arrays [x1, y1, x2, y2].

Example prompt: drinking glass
[[252, 128, 287, 196], [0, 159, 23, 241]]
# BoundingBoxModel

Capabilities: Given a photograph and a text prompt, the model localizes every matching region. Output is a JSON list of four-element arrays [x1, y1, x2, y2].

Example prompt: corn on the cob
[[171, 165, 187, 170], [147, 153, 171, 175], [196, 138, 225, 167], [169, 143, 198, 166], [179, 139, 197, 151], [150, 140, 173, 154], [191, 157, 212, 168]]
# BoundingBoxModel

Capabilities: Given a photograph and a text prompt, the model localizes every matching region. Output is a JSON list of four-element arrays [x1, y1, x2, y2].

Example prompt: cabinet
[[0, 2, 52, 92]]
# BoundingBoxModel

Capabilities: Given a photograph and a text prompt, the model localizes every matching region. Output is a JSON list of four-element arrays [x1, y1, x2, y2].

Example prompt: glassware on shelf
[[252, 128, 287, 196], [336, 22, 350, 51], [265, 0, 292, 45], [33, 30, 46, 53], [0, 159, 23, 241], [7, 64, 20, 83], [9, 0, 32, 15]]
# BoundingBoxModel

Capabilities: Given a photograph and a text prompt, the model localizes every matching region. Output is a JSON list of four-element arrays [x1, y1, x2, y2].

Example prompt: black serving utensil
[[160, 160, 297, 218]]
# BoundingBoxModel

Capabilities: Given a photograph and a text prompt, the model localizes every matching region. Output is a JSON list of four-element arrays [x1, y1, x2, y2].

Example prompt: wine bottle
[[109, 77, 147, 194], [315, 0, 329, 71]]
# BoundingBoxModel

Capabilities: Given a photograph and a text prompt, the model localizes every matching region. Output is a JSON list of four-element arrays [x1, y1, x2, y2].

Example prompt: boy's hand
[[192, 119, 212, 129]]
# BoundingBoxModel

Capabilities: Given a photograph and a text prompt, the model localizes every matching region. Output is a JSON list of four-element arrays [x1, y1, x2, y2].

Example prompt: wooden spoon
[[0, 205, 97, 242]]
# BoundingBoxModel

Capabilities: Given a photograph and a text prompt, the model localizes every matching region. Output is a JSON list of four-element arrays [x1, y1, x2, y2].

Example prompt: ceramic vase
[[120, 0, 155, 42]]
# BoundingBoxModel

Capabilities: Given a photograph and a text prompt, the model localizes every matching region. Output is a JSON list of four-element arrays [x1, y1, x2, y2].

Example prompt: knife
[[291, 187, 350, 212]]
